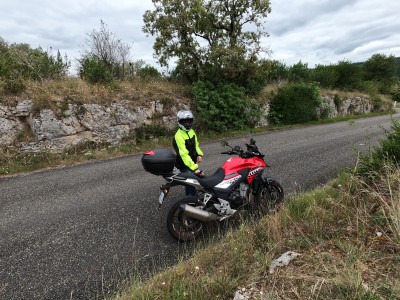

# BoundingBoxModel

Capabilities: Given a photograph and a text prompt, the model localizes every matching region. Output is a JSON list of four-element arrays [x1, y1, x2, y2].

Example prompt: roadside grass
[[0, 110, 393, 178], [111, 163, 400, 300]]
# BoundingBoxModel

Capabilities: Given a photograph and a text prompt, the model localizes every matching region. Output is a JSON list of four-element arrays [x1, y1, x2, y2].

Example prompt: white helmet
[[177, 109, 194, 131]]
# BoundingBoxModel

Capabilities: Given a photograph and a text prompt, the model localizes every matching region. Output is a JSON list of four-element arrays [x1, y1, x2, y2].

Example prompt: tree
[[363, 53, 397, 82], [0, 38, 70, 82], [334, 60, 362, 90], [143, 0, 271, 85], [311, 64, 338, 89], [288, 61, 311, 83], [79, 20, 132, 79]]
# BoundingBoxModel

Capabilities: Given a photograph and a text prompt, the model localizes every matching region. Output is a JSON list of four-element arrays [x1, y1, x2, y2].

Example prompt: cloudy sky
[[1, 0, 399, 74]]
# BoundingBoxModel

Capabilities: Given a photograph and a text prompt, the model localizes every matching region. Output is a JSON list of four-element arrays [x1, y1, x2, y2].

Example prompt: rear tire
[[255, 179, 284, 214], [166, 196, 206, 242]]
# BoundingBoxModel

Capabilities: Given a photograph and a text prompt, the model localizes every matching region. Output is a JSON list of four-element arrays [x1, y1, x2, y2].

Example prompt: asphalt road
[[1, 112, 399, 299]]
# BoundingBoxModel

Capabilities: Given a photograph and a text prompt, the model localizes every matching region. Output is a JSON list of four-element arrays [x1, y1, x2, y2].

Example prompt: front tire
[[167, 196, 206, 242], [255, 179, 284, 214]]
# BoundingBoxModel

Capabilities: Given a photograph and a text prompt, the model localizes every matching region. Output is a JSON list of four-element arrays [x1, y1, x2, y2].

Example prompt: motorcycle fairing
[[214, 174, 241, 189], [221, 156, 266, 176], [247, 166, 264, 183], [212, 168, 250, 200]]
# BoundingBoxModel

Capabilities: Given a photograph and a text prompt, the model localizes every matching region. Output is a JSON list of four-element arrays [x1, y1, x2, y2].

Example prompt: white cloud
[[266, 0, 400, 66]]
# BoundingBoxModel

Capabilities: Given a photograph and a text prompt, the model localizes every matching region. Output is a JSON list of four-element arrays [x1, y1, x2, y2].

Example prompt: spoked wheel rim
[[168, 199, 205, 241], [257, 180, 284, 214], [172, 210, 203, 239]]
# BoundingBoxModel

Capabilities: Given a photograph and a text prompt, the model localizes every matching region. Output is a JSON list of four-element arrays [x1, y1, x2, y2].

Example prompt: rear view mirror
[[233, 146, 241, 152]]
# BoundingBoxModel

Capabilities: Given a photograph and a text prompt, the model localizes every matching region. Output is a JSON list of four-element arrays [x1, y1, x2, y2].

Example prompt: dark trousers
[[179, 168, 197, 196]]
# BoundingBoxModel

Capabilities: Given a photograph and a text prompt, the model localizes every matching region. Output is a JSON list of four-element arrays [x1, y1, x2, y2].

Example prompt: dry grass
[[113, 165, 400, 300], [319, 88, 369, 99], [0, 78, 192, 111]]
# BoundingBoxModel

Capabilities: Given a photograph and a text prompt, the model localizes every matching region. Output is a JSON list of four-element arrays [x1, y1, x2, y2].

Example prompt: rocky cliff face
[[0, 94, 384, 153], [0, 99, 181, 152]]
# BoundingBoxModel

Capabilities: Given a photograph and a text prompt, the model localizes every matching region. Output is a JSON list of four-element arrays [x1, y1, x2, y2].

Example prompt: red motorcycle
[[142, 138, 284, 241]]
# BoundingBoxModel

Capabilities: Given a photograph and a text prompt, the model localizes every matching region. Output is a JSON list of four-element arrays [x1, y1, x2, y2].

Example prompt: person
[[173, 109, 205, 196]]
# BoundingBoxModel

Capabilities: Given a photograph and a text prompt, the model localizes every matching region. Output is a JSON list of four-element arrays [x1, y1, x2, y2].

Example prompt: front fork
[[252, 170, 275, 193]]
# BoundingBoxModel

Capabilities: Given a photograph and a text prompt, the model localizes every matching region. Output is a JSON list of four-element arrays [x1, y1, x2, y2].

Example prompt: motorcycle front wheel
[[167, 196, 206, 242], [255, 179, 284, 214]]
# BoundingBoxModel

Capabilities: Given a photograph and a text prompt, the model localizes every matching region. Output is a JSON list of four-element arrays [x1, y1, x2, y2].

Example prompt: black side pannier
[[142, 148, 176, 175]]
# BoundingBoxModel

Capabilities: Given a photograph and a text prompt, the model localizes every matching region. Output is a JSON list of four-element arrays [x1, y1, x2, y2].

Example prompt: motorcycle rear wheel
[[255, 179, 284, 214], [167, 196, 206, 242]]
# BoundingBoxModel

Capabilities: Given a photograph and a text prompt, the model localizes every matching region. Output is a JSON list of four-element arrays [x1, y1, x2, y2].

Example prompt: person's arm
[[194, 131, 203, 159]]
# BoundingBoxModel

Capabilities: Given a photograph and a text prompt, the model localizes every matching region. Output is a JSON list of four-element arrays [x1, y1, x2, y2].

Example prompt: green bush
[[3, 76, 26, 94], [288, 61, 311, 83], [137, 65, 161, 79], [363, 53, 397, 82], [192, 81, 255, 132], [268, 83, 322, 125], [135, 124, 169, 144], [79, 56, 113, 84], [264, 60, 289, 82], [311, 64, 339, 89], [334, 60, 363, 90], [0, 40, 69, 83], [391, 79, 400, 101], [357, 119, 400, 175]]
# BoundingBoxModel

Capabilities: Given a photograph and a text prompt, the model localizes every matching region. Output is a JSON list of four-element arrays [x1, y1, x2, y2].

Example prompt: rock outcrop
[[0, 99, 185, 152], [0, 94, 385, 153]]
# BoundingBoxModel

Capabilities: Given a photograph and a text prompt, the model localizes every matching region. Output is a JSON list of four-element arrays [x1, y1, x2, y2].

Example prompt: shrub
[[391, 79, 400, 101], [268, 83, 322, 125], [363, 53, 397, 82], [333, 94, 341, 109], [334, 60, 363, 90], [265, 60, 289, 82], [288, 61, 311, 83], [311, 64, 339, 89], [1, 40, 69, 94], [192, 81, 255, 132], [0, 40, 69, 83], [135, 124, 169, 144], [79, 55, 113, 84], [357, 119, 400, 175], [3, 76, 26, 94], [137, 65, 161, 79]]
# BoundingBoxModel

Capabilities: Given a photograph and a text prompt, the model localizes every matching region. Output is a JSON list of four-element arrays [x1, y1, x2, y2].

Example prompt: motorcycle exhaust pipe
[[180, 204, 221, 222]]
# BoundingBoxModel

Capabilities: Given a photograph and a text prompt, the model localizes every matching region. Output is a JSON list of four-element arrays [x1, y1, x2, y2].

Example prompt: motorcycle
[[141, 138, 284, 242]]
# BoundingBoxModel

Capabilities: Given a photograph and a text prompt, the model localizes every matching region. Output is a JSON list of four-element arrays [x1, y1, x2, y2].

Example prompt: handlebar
[[221, 151, 242, 155], [221, 149, 264, 158], [221, 139, 264, 158]]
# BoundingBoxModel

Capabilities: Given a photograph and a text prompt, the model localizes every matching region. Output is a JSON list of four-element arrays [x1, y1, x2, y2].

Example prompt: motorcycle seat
[[178, 167, 225, 189]]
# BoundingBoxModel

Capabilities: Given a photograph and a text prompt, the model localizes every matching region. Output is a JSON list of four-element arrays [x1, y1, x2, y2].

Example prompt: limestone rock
[[0, 117, 23, 146], [0, 94, 379, 153]]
